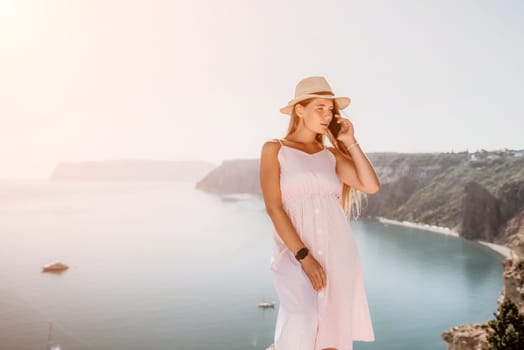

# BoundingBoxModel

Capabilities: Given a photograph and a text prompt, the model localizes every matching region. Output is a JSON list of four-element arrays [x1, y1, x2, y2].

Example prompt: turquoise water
[[0, 180, 505, 349]]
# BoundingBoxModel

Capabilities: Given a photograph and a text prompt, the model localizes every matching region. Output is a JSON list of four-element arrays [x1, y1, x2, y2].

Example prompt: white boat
[[42, 261, 69, 273], [258, 301, 275, 308]]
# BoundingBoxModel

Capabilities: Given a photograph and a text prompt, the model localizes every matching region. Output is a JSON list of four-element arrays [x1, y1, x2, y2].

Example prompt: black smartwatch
[[295, 247, 309, 261]]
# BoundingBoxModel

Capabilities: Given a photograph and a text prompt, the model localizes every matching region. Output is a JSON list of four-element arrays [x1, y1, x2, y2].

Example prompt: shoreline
[[375, 217, 511, 259]]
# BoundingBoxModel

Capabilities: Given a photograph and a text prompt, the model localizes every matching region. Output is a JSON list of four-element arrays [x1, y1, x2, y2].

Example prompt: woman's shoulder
[[261, 139, 283, 157]]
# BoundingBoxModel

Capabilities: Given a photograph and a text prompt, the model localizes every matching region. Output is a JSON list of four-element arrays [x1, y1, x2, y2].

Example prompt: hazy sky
[[1, 0, 523, 178]]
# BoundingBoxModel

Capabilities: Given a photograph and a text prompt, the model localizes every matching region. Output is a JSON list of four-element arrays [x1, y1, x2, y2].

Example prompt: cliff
[[49, 160, 216, 182], [195, 158, 261, 194], [364, 153, 524, 244]]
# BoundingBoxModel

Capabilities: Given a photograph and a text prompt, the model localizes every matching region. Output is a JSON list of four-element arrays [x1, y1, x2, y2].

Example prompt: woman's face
[[296, 98, 335, 134]]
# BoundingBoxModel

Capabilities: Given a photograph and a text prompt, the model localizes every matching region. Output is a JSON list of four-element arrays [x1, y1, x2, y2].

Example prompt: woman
[[259, 76, 380, 350]]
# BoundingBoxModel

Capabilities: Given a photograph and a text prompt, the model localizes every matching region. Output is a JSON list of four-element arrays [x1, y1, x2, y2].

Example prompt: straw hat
[[279, 76, 351, 115]]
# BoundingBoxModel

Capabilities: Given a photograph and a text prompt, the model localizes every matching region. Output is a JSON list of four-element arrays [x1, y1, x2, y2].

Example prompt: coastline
[[376, 217, 511, 259], [476, 241, 512, 259]]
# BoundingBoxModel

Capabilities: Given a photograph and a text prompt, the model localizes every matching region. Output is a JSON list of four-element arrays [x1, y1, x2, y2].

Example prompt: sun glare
[[0, 0, 17, 18]]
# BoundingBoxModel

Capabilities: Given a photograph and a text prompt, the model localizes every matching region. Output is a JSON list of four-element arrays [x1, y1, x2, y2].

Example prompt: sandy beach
[[376, 217, 512, 259]]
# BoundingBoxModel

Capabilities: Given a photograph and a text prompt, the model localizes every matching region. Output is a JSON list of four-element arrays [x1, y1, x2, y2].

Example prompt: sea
[[0, 179, 506, 350]]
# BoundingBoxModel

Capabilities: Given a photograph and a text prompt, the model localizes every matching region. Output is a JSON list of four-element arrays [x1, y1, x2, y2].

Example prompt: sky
[[1, 0, 523, 178]]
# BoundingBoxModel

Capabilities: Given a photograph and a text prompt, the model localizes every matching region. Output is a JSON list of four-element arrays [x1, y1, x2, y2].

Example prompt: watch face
[[296, 247, 309, 260]]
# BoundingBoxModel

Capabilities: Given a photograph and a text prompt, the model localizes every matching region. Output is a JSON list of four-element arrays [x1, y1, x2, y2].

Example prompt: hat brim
[[279, 95, 351, 115]]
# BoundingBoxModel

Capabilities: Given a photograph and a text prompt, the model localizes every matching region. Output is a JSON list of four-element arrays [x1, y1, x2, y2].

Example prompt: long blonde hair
[[285, 98, 366, 220]]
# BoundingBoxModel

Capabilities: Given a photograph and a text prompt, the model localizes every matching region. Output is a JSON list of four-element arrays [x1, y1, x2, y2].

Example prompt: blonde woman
[[259, 76, 380, 350]]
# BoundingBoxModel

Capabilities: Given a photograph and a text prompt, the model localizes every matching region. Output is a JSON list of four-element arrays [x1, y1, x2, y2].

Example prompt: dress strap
[[272, 138, 284, 146]]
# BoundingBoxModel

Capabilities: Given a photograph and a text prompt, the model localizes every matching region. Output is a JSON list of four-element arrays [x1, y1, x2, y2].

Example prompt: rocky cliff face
[[461, 181, 504, 241], [498, 182, 524, 237], [502, 210, 524, 314], [460, 181, 524, 243], [441, 322, 492, 350]]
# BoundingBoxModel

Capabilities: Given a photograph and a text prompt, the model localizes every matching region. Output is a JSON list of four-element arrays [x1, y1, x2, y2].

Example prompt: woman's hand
[[299, 254, 327, 291], [333, 114, 356, 144]]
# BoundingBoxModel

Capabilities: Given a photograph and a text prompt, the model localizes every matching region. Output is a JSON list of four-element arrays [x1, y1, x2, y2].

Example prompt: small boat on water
[[42, 261, 69, 273], [258, 301, 275, 309]]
